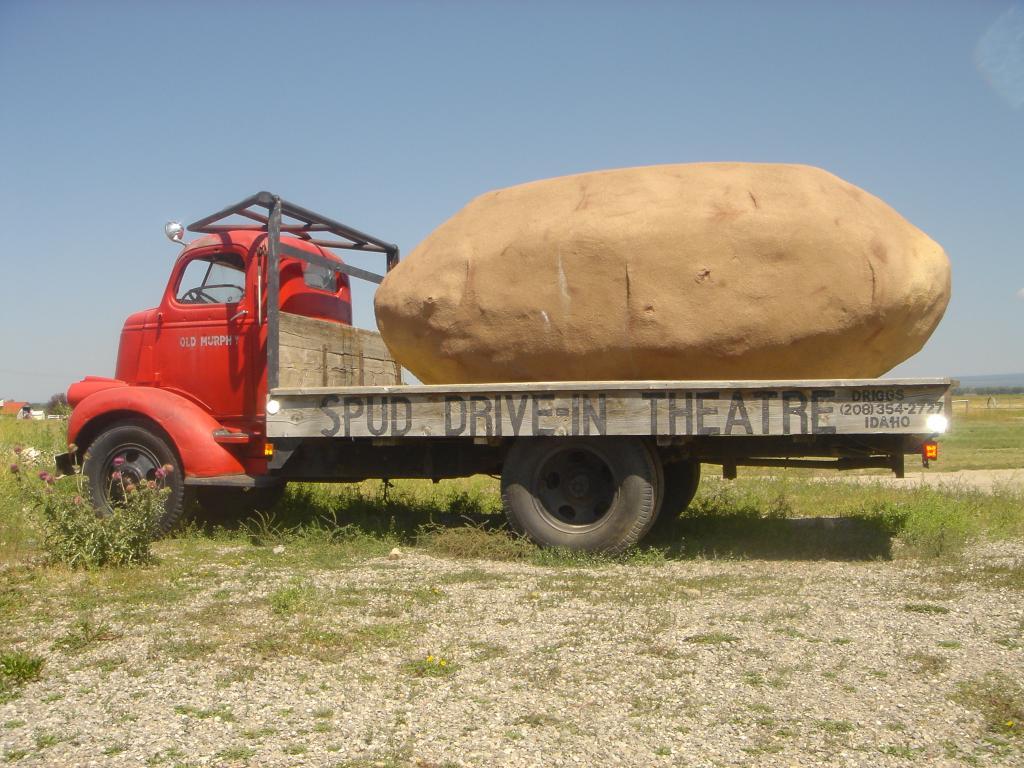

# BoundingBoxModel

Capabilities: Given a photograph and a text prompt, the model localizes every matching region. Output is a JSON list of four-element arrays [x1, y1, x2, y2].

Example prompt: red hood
[[122, 307, 157, 330], [67, 376, 128, 408]]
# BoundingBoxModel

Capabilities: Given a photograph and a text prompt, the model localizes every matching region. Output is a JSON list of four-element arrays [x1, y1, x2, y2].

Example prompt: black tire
[[645, 460, 701, 537], [82, 421, 187, 535], [500, 437, 659, 554], [641, 441, 666, 537], [195, 484, 286, 518]]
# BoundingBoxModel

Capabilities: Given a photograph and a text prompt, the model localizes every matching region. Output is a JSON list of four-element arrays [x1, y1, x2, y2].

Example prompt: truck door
[[154, 247, 258, 428]]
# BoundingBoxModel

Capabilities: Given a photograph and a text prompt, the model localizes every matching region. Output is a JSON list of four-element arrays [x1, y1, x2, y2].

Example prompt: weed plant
[[0, 651, 44, 702], [954, 673, 1024, 739], [8, 443, 170, 568], [401, 654, 455, 678]]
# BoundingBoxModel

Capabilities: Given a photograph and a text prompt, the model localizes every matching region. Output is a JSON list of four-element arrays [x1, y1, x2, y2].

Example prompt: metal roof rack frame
[[187, 191, 400, 390]]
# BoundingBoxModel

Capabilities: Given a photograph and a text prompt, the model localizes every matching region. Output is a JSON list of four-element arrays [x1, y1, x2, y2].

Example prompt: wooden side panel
[[278, 312, 401, 389], [267, 383, 951, 439]]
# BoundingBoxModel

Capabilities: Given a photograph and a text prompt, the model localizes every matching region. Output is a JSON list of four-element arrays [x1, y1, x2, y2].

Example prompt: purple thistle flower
[[111, 470, 122, 481], [38, 470, 50, 482], [13, 445, 22, 455], [154, 467, 165, 480], [113, 456, 126, 467], [9, 464, 18, 475]]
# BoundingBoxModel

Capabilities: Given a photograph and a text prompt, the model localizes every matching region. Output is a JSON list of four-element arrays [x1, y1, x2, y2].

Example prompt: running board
[[184, 474, 282, 488]]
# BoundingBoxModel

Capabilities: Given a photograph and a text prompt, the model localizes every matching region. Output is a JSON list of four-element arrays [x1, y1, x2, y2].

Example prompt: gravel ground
[[836, 468, 1024, 493], [2, 540, 1023, 767]]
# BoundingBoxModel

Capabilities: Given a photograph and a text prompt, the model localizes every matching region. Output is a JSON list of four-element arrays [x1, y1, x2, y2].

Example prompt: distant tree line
[[952, 386, 1024, 395]]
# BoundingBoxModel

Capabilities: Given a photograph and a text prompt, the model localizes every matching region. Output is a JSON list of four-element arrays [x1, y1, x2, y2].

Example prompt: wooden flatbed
[[267, 378, 952, 440]]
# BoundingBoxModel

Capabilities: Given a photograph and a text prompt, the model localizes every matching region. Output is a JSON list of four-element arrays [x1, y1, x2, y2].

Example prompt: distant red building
[[1, 401, 29, 417]]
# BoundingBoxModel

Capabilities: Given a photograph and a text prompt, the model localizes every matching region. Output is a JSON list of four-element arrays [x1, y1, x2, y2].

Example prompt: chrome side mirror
[[164, 221, 186, 247]]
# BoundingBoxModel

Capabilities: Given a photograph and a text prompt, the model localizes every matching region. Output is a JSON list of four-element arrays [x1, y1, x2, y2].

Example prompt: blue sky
[[1, 0, 1021, 401]]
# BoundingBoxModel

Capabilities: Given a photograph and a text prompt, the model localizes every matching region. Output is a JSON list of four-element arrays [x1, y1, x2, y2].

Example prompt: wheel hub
[[104, 445, 160, 502], [567, 473, 591, 498], [536, 448, 615, 527]]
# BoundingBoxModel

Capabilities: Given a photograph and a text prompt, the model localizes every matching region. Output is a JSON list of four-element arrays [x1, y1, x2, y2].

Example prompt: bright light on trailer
[[265, 399, 281, 415], [925, 414, 948, 434]]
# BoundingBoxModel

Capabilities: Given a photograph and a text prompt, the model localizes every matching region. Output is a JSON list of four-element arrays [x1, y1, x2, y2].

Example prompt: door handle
[[229, 309, 249, 322]]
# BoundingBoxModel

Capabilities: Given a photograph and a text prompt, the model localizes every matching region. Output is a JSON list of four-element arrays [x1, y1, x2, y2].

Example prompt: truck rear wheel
[[82, 422, 187, 535], [645, 460, 701, 537], [500, 438, 658, 554], [641, 441, 666, 537]]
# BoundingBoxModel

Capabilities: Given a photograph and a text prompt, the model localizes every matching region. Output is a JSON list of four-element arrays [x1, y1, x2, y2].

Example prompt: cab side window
[[176, 253, 246, 305], [302, 262, 338, 292]]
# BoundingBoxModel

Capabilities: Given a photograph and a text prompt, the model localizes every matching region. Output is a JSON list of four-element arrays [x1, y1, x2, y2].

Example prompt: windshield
[[176, 253, 246, 305]]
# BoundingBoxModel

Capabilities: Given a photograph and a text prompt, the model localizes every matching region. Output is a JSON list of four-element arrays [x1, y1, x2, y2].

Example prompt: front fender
[[68, 386, 247, 479]]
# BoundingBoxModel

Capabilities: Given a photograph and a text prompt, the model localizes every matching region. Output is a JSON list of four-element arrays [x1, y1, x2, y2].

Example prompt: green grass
[[954, 673, 1024, 739], [173, 704, 235, 721], [685, 631, 739, 645], [817, 719, 856, 734], [171, 473, 1022, 565], [940, 394, 1024, 471], [1, 404, 1023, 574], [906, 651, 949, 676], [54, 616, 119, 653], [400, 654, 456, 678], [647, 477, 1021, 560], [268, 578, 317, 615], [903, 603, 950, 615], [0, 652, 44, 684], [216, 746, 256, 761], [879, 743, 923, 759], [0, 418, 66, 564], [299, 621, 414, 662], [0, 651, 44, 702], [515, 712, 562, 727]]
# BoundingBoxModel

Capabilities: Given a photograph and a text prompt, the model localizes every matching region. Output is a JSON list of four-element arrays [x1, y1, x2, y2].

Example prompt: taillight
[[923, 441, 938, 463]]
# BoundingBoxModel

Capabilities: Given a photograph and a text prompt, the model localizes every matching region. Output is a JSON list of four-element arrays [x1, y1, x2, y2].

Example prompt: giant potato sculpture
[[374, 163, 950, 383]]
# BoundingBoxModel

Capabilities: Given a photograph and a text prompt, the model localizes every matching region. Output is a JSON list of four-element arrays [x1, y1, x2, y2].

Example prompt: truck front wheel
[[82, 422, 187, 535], [500, 438, 658, 554]]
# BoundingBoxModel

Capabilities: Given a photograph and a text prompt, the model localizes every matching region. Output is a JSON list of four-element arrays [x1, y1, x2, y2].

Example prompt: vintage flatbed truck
[[58, 192, 952, 553]]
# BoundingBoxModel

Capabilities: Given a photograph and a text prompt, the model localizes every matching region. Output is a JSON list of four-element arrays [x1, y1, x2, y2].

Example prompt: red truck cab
[[113, 230, 351, 433], [59, 192, 397, 530]]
